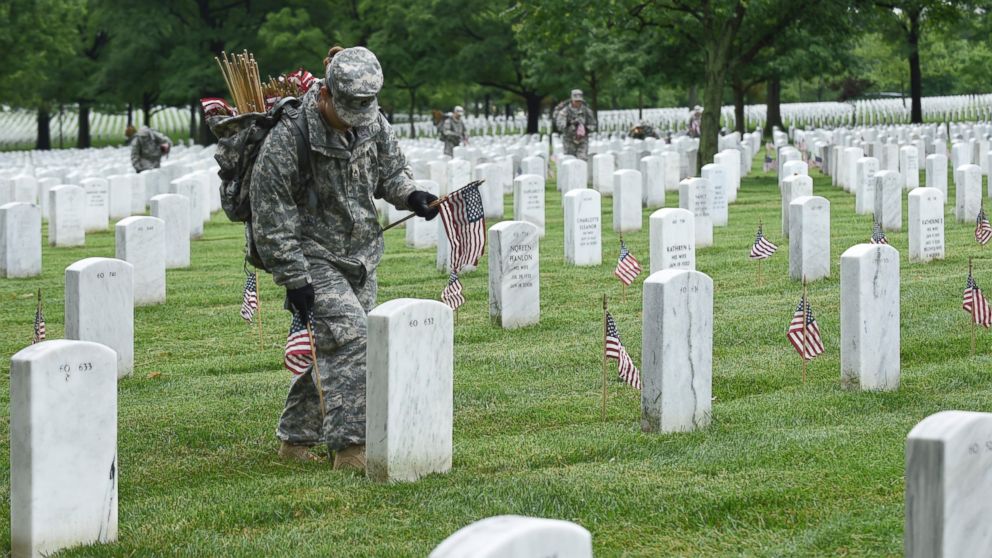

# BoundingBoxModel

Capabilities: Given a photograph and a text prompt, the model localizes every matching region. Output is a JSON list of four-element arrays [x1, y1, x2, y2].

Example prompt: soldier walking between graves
[[129, 125, 172, 172], [251, 46, 439, 470], [555, 89, 596, 160], [688, 105, 703, 138], [440, 105, 468, 157]]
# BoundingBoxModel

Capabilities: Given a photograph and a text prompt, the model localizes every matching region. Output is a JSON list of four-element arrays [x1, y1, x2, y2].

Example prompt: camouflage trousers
[[443, 139, 458, 157], [276, 258, 376, 450], [563, 136, 589, 161]]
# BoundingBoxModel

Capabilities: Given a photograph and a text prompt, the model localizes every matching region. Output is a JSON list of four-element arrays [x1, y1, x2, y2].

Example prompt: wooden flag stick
[[306, 322, 327, 423], [255, 276, 264, 350], [802, 276, 808, 384], [381, 179, 485, 231], [971, 257, 977, 356], [758, 259, 763, 288], [602, 294, 609, 421]]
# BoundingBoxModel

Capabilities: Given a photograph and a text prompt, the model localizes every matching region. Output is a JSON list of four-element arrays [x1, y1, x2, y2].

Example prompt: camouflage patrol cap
[[327, 46, 383, 127]]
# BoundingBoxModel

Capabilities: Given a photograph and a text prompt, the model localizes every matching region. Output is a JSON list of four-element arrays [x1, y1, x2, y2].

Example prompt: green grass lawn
[[1, 157, 989, 557]]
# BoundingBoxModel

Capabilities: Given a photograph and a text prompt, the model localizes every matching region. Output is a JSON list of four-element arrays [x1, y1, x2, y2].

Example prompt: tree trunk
[[36, 107, 51, 150], [589, 71, 599, 122], [699, 51, 728, 173], [732, 76, 746, 134], [142, 93, 153, 127], [688, 84, 699, 108], [638, 89, 643, 120], [484, 94, 491, 119], [127, 103, 133, 126], [77, 101, 91, 149], [409, 88, 416, 138], [765, 76, 784, 137], [524, 92, 543, 135], [505, 103, 511, 119], [189, 100, 197, 141], [908, 10, 923, 124]]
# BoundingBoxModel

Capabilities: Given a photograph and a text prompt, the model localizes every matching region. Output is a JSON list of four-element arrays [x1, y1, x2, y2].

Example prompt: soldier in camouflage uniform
[[130, 126, 172, 172], [555, 89, 596, 161], [250, 46, 439, 470], [440, 105, 467, 157], [629, 121, 660, 140]]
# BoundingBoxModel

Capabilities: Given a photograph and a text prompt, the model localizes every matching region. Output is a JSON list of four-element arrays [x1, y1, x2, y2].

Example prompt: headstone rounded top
[[514, 173, 542, 182], [429, 515, 592, 558], [650, 207, 692, 220], [908, 410, 992, 441], [66, 256, 134, 274], [11, 339, 116, 364], [564, 188, 600, 200], [790, 195, 829, 207], [0, 201, 36, 211], [644, 267, 712, 287], [840, 242, 898, 259], [116, 215, 164, 227], [369, 297, 451, 319]]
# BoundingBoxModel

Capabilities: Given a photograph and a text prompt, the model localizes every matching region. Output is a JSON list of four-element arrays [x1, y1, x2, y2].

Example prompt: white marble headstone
[[49, 185, 86, 247], [678, 177, 712, 247], [701, 163, 728, 227], [660, 150, 681, 192], [0, 202, 41, 278], [366, 298, 453, 483], [115, 216, 166, 306], [780, 174, 813, 239], [169, 177, 204, 239], [840, 244, 900, 391], [512, 174, 545, 237], [641, 269, 713, 433], [639, 155, 665, 209], [429, 515, 593, 558], [10, 340, 118, 558], [649, 208, 695, 273], [150, 194, 191, 269], [563, 189, 602, 266], [906, 410, 992, 558], [79, 177, 109, 233], [612, 169, 642, 233], [874, 170, 903, 231], [789, 196, 830, 282], [406, 180, 440, 249], [557, 159, 587, 198], [955, 164, 982, 222], [855, 157, 879, 215], [901, 145, 920, 190], [488, 221, 540, 329], [106, 175, 133, 220], [65, 257, 135, 378], [908, 188, 944, 263]]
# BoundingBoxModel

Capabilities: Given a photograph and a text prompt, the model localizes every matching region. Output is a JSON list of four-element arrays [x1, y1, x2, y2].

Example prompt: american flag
[[441, 271, 465, 310], [200, 97, 235, 117], [963, 271, 992, 328], [749, 224, 778, 260], [763, 154, 775, 173], [614, 240, 642, 285], [977, 207, 992, 245], [240, 272, 258, 322], [284, 312, 314, 375], [439, 181, 486, 273], [787, 296, 825, 360], [287, 69, 315, 94], [870, 220, 888, 244], [32, 296, 45, 344], [606, 312, 640, 390]]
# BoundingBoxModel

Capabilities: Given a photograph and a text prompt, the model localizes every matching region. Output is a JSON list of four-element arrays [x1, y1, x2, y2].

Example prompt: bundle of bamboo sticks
[[262, 76, 296, 100], [215, 50, 265, 114]]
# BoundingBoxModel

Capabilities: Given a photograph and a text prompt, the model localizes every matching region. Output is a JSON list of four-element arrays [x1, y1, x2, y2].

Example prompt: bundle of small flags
[[32, 292, 46, 344], [441, 271, 465, 310], [749, 224, 778, 260], [200, 97, 236, 118], [787, 296, 825, 360], [286, 69, 316, 94], [605, 312, 641, 389], [240, 272, 258, 322], [963, 271, 992, 328], [763, 154, 775, 173], [870, 221, 888, 245], [284, 312, 314, 375], [613, 239, 642, 286], [977, 207, 992, 245]]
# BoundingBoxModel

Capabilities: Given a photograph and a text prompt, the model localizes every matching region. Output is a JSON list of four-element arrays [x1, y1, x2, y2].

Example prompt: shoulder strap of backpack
[[284, 107, 311, 181]]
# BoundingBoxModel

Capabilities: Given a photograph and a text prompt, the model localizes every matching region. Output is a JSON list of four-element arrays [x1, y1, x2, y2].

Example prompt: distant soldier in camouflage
[[688, 105, 703, 138], [555, 89, 596, 161], [629, 121, 660, 140], [130, 125, 172, 172], [251, 46, 439, 470], [440, 105, 467, 157]]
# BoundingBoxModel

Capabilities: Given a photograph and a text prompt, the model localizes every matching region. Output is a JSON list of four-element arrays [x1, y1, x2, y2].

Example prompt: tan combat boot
[[278, 441, 322, 462], [333, 444, 366, 472]]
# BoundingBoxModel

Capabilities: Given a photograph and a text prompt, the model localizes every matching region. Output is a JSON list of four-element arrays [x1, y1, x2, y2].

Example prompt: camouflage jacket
[[130, 127, 172, 172], [555, 103, 596, 142], [440, 117, 467, 145], [250, 86, 417, 289]]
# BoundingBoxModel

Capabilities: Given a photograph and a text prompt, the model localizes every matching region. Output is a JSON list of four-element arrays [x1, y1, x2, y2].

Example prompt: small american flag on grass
[[441, 271, 465, 310], [614, 240, 642, 286], [870, 220, 888, 245], [749, 224, 778, 260], [240, 272, 258, 322], [787, 296, 825, 360], [977, 207, 992, 245], [963, 271, 992, 328], [32, 292, 45, 344], [285, 312, 314, 375], [606, 312, 640, 389], [439, 181, 486, 273]]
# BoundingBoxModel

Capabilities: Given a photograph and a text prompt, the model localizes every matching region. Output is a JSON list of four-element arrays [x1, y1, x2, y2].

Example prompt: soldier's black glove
[[286, 284, 315, 321], [407, 190, 439, 221]]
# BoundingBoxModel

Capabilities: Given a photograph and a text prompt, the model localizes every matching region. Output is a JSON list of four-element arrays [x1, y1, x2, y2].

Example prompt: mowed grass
[[2, 155, 991, 557]]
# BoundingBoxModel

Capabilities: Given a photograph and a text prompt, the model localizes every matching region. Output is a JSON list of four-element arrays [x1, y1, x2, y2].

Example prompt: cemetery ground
[[1, 159, 989, 557]]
